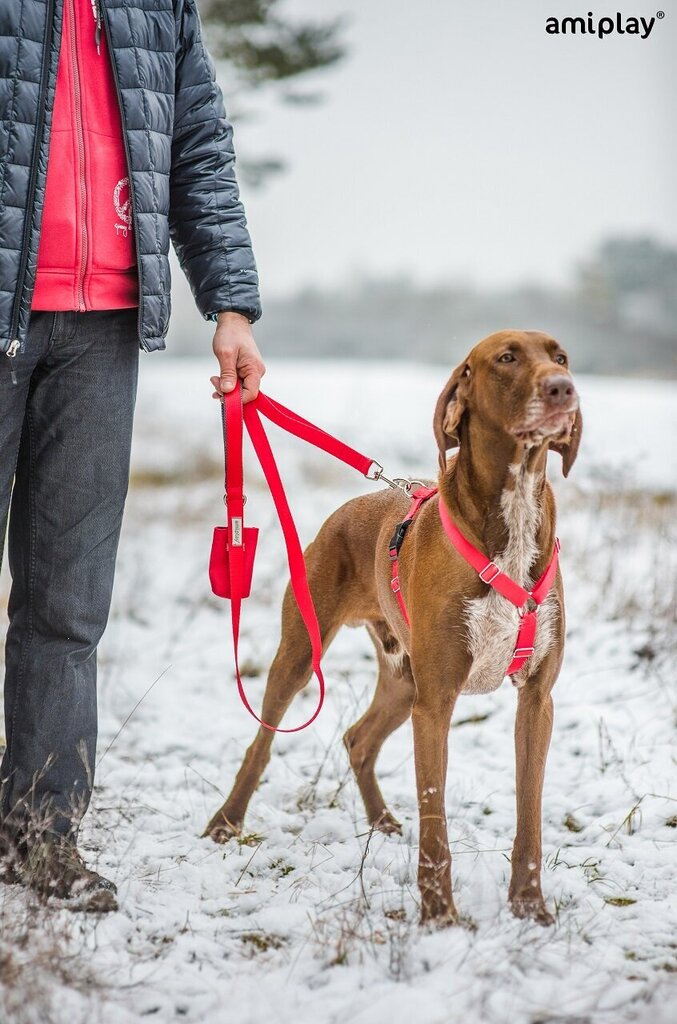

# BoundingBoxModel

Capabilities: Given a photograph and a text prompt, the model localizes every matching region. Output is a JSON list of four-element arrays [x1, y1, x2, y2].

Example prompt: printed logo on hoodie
[[114, 177, 132, 237]]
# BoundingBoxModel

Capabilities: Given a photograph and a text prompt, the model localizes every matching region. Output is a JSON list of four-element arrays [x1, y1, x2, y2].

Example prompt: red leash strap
[[215, 382, 381, 733], [254, 392, 378, 478], [242, 402, 326, 732]]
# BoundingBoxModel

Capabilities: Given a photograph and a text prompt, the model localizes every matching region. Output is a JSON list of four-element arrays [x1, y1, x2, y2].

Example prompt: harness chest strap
[[389, 487, 560, 677]]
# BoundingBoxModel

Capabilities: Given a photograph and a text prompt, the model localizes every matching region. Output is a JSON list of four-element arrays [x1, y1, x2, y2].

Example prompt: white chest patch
[[461, 466, 557, 694]]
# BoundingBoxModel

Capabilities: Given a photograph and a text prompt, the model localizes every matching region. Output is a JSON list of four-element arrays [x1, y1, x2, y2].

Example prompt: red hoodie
[[32, 0, 139, 312]]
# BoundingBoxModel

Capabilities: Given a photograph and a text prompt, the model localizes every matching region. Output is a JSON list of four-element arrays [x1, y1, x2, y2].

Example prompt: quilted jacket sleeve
[[169, 0, 262, 323]]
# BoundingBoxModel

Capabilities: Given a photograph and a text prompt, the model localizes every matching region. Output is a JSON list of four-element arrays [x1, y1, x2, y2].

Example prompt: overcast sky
[[216, 0, 676, 297]]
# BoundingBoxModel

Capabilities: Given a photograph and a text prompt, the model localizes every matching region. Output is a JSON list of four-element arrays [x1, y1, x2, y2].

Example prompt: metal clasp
[[223, 492, 247, 507], [368, 463, 426, 496]]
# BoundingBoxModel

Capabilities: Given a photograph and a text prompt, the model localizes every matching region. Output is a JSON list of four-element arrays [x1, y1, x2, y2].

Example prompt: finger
[[240, 370, 262, 404], [216, 348, 238, 393]]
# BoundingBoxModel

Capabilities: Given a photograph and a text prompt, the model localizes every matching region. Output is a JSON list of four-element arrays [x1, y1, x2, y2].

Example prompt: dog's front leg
[[509, 664, 558, 926], [410, 678, 459, 927]]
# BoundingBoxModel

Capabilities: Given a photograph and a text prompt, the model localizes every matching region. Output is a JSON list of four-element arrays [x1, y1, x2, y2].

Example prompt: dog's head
[[433, 330, 582, 476]]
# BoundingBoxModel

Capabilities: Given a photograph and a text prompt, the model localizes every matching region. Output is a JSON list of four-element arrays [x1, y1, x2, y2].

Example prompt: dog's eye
[[554, 353, 568, 365], [498, 352, 516, 363]]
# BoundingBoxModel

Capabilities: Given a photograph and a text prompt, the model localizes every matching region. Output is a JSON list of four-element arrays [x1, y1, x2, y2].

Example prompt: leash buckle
[[391, 575, 401, 593], [479, 560, 501, 584], [367, 462, 424, 496]]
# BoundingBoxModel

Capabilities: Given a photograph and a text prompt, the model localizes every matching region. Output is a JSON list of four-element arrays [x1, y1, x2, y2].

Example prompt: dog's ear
[[433, 361, 471, 472], [549, 406, 583, 477]]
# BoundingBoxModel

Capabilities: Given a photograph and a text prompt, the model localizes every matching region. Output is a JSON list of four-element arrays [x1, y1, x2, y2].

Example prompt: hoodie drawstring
[[90, 0, 102, 54]]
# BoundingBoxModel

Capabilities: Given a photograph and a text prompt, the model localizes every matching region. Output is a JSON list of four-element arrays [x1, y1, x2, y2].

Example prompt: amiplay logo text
[[545, 11, 665, 38]]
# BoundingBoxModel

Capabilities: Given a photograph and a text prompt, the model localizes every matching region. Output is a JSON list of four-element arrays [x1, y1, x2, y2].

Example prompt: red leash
[[389, 487, 560, 678], [210, 382, 382, 733]]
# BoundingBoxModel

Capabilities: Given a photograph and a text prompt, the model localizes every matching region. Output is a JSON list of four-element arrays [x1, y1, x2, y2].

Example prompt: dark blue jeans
[[1, 309, 139, 841]]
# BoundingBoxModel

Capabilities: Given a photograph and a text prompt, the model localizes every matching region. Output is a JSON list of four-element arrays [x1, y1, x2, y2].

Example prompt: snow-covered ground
[[1, 359, 676, 1024]]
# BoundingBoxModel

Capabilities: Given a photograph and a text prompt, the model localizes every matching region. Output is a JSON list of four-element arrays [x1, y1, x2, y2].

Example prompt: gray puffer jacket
[[0, 0, 262, 356]]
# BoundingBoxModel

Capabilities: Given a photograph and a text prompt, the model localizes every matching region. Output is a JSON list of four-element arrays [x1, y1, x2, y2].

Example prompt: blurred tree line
[[169, 234, 676, 377], [250, 236, 677, 377]]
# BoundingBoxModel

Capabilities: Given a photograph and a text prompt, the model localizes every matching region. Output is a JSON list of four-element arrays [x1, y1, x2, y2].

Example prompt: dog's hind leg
[[343, 623, 415, 836], [203, 543, 346, 844]]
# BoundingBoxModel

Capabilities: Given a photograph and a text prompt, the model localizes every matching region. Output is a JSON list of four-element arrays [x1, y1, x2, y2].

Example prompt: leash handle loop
[[220, 382, 384, 733], [241, 400, 326, 732]]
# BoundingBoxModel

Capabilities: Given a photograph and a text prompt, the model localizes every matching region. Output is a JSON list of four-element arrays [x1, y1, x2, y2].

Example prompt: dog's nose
[[542, 375, 576, 406]]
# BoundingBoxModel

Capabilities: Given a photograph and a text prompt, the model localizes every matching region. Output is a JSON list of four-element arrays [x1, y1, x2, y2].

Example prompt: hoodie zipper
[[99, 1, 147, 351], [6, 0, 56, 382]]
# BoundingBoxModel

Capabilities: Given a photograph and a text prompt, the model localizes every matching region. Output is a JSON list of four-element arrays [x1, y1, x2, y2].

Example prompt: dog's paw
[[372, 810, 403, 836], [510, 897, 555, 926], [419, 907, 461, 931], [202, 814, 240, 845]]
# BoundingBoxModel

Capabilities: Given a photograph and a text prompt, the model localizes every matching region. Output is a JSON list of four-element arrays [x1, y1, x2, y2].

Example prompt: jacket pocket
[[87, 129, 137, 273]]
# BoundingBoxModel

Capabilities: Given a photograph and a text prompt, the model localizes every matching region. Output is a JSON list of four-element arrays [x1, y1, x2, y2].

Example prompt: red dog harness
[[389, 486, 560, 677]]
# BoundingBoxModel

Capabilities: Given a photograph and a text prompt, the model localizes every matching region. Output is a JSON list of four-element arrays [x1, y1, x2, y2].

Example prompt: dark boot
[[17, 836, 118, 913], [0, 826, 23, 884]]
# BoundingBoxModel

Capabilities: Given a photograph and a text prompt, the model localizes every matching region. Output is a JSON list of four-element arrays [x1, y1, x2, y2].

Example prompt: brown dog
[[204, 330, 582, 928]]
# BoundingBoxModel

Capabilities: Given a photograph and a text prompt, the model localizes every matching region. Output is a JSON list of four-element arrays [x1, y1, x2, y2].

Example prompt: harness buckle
[[513, 646, 535, 659], [391, 575, 401, 593], [479, 561, 501, 584]]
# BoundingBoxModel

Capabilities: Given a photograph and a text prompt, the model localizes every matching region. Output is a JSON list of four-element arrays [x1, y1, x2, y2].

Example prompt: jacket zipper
[[99, 0, 148, 351], [68, 0, 89, 312], [6, 0, 56, 381]]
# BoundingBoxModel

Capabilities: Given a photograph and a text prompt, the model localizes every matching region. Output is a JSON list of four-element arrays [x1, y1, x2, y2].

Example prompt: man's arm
[[170, 0, 264, 400]]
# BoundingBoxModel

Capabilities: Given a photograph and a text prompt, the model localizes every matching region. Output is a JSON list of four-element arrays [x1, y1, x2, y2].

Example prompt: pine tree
[[199, 0, 346, 185]]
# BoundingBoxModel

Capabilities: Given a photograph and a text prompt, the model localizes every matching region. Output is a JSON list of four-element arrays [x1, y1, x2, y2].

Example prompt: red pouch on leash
[[209, 525, 259, 599]]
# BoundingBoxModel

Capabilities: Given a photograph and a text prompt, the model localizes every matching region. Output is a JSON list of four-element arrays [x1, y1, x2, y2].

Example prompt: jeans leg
[[0, 314, 55, 570], [1, 312, 55, 831], [1, 308, 139, 839]]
